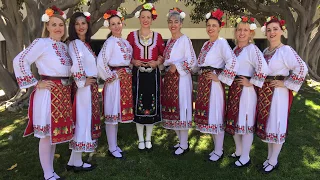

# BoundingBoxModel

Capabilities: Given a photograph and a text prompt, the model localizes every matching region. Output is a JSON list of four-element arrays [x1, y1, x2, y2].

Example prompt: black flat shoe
[[234, 159, 251, 168], [74, 162, 97, 173], [66, 165, 74, 171], [209, 152, 224, 162], [230, 152, 241, 158], [44, 176, 55, 180], [108, 149, 124, 159], [262, 162, 279, 174], [173, 146, 189, 156]]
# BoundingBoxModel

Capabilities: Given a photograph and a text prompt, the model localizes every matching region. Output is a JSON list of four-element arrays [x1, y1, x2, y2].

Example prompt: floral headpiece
[[205, 9, 225, 27], [167, 7, 186, 19], [42, 6, 66, 22], [83, 12, 91, 22], [103, 10, 124, 27], [135, 3, 157, 20], [235, 16, 257, 30], [261, 16, 286, 33]]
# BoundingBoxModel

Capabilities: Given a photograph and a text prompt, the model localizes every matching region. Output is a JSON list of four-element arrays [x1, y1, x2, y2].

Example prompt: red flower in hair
[[279, 20, 286, 26], [86, 16, 91, 22], [51, 6, 58, 11], [250, 17, 255, 23], [221, 21, 225, 27], [242, 16, 248, 22], [211, 9, 224, 20]]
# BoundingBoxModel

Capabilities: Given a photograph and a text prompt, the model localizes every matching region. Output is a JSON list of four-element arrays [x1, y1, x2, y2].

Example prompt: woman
[[162, 8, 196, 156], [66, 12, 100, 171], [13, 6, 72, 180], [257, 16, 307, 173], [127, 3, 165, 150], [225, 16, 268, 167], [194, 9, 238, 162], [97, 10, 133, 158]]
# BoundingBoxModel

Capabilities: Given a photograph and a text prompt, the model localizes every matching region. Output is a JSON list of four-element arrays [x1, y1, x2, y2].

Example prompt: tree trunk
[[0, 62, 19, 100]]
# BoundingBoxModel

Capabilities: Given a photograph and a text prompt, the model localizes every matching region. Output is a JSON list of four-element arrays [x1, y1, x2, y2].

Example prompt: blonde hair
[[234, 22, 255, 45], [41, 14, 67, 41]]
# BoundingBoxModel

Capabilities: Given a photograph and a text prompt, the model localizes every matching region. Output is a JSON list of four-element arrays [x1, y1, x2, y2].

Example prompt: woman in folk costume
[[225, 16, 268, 167], [13, 6, 72, 180], [162, 8, 196, 156], [127, 3, 165, 150], [194, 9, 238, 162], [66, 12, 100, 172], [257, 16, 307, 173], [97, 10, 133, 158]]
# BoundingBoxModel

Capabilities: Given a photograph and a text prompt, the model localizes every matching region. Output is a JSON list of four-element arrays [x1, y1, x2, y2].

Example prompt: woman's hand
[[270, 80, 285, 88], [157, 55, 164, 64], [37, 80, 56, 90], [169, 64, 177, 73], [84, 77, 96, 86], [205, 72, 219, 82], [148, 60, 159, 68], [235, 76, 253, 87], [132, 59, 144, 67]]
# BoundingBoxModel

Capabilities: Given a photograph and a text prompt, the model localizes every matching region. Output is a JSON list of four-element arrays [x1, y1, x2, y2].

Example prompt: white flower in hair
[[236, 18, 242, 24], [261, 26, 266, 33], [117, 11, 122, 17], [205, 12, 211, 19], [180, 12, 186, 19], [103, 20, 109, 27], [62, 13, 67, 19], [83, 12, 91, 17], [250, 23, 257, 30], [41, 14, 50, 22], [135, 11, 141, 18]]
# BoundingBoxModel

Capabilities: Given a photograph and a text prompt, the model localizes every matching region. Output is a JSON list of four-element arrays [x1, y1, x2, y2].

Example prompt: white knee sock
[[145, 124, 154, 148], [263, 143, 274, 167], [114, 124, 122, 152], [174, 130, 189, 155], [236, 133, 253, 165], [264, 143, 282, 171], [233, 134, 242, 156], [67, 149, 75, 166], [106, 124, 122, 157], [209, 132, 224, 161], [50, 145, 60, 179], [209, 134, 215, 156], [174, 130, 181, 148], [136, 123, 145, 149], [39, 137, 55, 180]]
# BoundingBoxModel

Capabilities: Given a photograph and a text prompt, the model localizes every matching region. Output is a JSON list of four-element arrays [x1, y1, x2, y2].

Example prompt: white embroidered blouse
[[263, 45, 308, 92], [69, 39, 97, 88], [13, 38, 72, 89], [197, 37, 238, 86], [97, 36, 133, 83], [163, 35, 197, 76], [233, 44, 268, 88]]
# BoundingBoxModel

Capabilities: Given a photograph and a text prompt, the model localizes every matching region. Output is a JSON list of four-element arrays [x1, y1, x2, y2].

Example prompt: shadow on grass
[[0, 83, 319, 180]]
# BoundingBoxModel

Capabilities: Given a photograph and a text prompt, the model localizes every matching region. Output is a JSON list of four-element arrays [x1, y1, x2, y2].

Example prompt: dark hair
[[68, 12, 92, 43], [266, 18, 282, 31], [106, 15, 122, 39], [206, 17, 222, 27]]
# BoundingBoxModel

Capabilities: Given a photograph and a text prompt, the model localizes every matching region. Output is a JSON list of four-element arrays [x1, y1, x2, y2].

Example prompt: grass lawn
[[0, 82, 319, 180]]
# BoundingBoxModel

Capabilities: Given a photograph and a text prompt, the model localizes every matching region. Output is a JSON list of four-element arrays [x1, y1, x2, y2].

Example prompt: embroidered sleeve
[[69, 40, 86, 88], [283, 46, 308, 92], [97, 39, 117, 83], [249, 45, 268, 88], [13, 38, 45, 89], [175, 36, 197, 76], [218, 39, 238, 86]]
